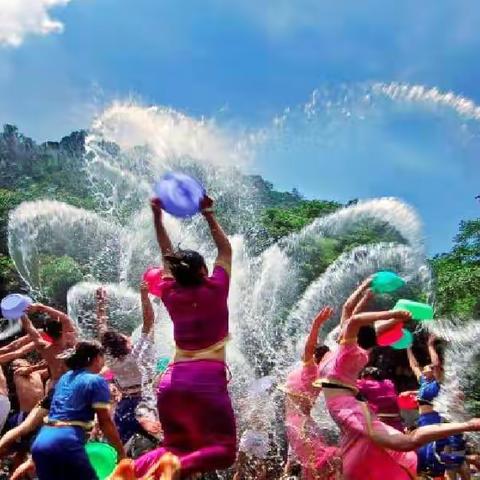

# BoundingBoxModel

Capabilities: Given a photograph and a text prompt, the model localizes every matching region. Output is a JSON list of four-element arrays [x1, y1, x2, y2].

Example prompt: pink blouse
[[357, 378, 400, 415], [160, 265, 230, 351], [317, 343, 369, 389], [284, 361, 319, 403]]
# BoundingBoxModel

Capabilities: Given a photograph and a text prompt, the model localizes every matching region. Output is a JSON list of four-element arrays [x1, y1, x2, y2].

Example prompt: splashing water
[[7, 83, 480, 473]]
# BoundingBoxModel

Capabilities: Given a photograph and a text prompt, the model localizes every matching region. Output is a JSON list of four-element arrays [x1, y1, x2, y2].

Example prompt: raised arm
[[12, 361, 48, 377], [407, 347, 422, 381], [140, 281, 154, 335], [20, 314, 47, 351], [340, 277, 372, 326], [0, 335, 33, 355], [28, 303, 76, 336], [303, 306, 333, 362], [95, 287, 109, 337], [427, 334, 443, 381], [0, 342, 36, 364], [151, 198, 174, 277], [201, 196, 232, 274], [344, 309, 411, 341]]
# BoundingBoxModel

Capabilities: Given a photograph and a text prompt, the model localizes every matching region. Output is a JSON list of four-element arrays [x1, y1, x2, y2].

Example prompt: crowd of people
[[0, 194, 480, 480]]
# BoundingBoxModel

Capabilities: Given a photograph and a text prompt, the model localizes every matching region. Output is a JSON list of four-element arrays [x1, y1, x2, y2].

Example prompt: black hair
[[165, 249, 207, 287], [45, 319, 62, 340], [62, 341, 104, 370], [357, 325, 377, 350], [101, 330, 130, 359], [314, 345, 330, 364], [360, 366, 382, 380]]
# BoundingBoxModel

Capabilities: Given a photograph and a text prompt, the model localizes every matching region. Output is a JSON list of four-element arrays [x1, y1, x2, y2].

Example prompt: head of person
[[165, 250, 208, 287], [44, 319, 63, 341], [360, 366, 382, 381], [10, 358, 30, 375], [314, 345, 330, 365], [422, 364, 435, 381], [101, 330, 131, 359], [62, 341, 105, 373], [357, 325, 377, 350]]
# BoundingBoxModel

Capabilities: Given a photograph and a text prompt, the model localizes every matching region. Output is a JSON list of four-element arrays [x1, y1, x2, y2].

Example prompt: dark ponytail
[[165, 249, 207, 287], [357, 325, 377, 350], [61, 341, 104, 370]]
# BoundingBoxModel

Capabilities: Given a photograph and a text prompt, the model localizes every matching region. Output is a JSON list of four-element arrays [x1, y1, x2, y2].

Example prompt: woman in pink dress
[[357, 367, 404, 432], [315, 280, 480, 480], [111, 195, 236, 480], [280, 306, 341, 480]]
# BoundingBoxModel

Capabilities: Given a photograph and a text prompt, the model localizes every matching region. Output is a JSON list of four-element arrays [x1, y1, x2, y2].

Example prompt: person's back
[[31, 341, 124, 480], [358, 378, 399, 414], [42, 335, 74, 384], [161, 264, 229, 353], [357, 377, 404, 431], [47, 369, 109, 427]]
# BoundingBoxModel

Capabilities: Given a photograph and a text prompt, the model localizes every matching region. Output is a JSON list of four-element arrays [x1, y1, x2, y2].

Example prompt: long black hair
[[61, 341, 104, 370], [101, 330, 130, 359], [314, 345, 330, 364], [357, 325, 377, 350], [165, 249, 207, 287], [45, 319, 62, 340]]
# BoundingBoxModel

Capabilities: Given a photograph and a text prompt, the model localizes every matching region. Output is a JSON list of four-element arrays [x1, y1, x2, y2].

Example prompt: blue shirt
[[48, 370, 110, 426], [418, 375, 440, 403]]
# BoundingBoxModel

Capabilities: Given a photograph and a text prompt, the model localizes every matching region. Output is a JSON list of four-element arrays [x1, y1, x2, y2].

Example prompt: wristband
[[202, 208, 214, 214]]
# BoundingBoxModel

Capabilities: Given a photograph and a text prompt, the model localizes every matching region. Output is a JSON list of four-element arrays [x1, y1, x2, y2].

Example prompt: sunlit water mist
[[7, 83, 480, 473]]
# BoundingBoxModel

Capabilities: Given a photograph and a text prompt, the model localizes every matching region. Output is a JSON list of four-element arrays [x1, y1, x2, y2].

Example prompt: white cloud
[[0, 0, 71, 47]]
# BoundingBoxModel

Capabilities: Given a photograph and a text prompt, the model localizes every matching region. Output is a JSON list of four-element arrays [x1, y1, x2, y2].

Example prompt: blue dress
[[31, 369, 110, 480], [416, 376, 466, 475]]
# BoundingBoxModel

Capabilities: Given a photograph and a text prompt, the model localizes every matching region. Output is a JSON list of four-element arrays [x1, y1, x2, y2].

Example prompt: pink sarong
[[283, 361, 340, 479], [134, 359, 236, 477], [326, 395, 417, 480]]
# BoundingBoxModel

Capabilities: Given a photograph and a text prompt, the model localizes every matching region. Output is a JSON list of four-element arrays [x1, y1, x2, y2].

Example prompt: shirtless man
[[0, 305, 78, 458], [21, 302, 77, 388], [0, 367, 10, 433], [0, 334, 40, 434], [11, 359, 47, 413]]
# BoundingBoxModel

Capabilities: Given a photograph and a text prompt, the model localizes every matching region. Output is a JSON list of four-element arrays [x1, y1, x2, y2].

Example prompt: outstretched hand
[[341, 276, 373, 323], [96, 286, 107, 302], [314, 306, 334, 326], [150, 198, 163, 217], [200, 195, 214, 212], [352, 290, 374, 316], [140, 280, 149, 295], [391, 310, 412, 321], [27, 303, 43, 314]]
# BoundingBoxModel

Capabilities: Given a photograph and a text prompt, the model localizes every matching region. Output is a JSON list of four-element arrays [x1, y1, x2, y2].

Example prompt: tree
[[38, 255, 84, 308], [0, 189, 22, 255], [431, 218, 480, 318]]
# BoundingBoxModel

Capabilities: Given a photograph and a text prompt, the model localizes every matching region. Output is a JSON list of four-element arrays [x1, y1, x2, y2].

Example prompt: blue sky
[[0, 0, 479, 254]]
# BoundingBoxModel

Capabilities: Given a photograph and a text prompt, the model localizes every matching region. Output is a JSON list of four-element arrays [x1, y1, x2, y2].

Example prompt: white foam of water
[[8, 200, 120, 294], [374, 83, 480, 121]]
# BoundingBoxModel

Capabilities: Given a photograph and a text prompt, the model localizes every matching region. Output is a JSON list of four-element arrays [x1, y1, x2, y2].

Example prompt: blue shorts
[[31, 426, 97, 480], [417, 410, 442, 427], [417, 442, 445, 476], [114, 395, 142, 444], [5, 411, 36, 453]]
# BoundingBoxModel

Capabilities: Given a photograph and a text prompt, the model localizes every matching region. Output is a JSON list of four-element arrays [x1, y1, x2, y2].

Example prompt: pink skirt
[[285, 405, 340, 480], [134, 359, 236, 477], [326, 395, 417, 480]]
